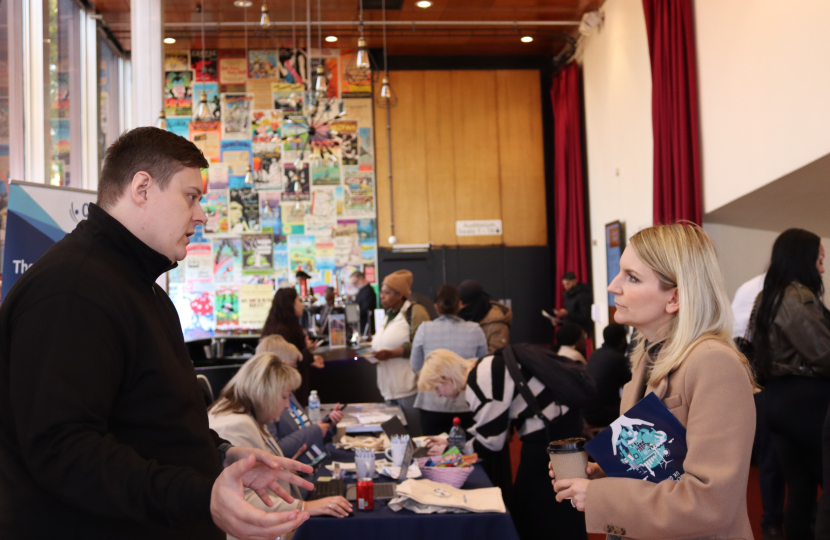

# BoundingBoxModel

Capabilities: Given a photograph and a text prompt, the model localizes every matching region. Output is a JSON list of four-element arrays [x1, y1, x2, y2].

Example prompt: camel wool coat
[[584, 338, 756, 540]]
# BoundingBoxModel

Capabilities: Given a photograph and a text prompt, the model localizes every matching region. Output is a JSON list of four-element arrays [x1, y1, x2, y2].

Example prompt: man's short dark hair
[[350, 270, 365, 279], [434, 284, 460, 316], [562, 271, 577, 281], [603, 323, 628, 349], [97, 127, 209, 209], [556, 323, 584, 346]]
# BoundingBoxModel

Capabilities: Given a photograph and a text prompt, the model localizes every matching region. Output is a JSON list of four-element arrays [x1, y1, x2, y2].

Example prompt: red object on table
[[357, 478, 374, 510]]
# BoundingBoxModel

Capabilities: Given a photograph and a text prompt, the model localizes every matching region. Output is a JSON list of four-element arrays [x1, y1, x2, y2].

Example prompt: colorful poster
[[343, 186, 374, 218], [360, 239, 377, 265], [357, 218, 376, 240], [220, 93, 253, 140], [215, 285, 240, 329], [165, 50, 190, 71], [273, 243, 290, 285], [282, 163, 310, 202], [343, 98, 373, 128], [239, 284, 274, 327], [359, 127, 374, 169], [164, 71, 193, 117], [311, 160, 341, 186], [207, 162, 230, 190], [315, 239, 336, 282], [281, 202, 307, 235], [310, 187, 340, 219], [166, 117, 190, 139], [344, 170, 373, 191], [184, 242, 213, 281], [219, 50, 247, 84], [278, 48, 307, 86], [304, 214, 335, 237], [272, 81, 305, 111], [191, 49, 218, 82], [311, 50, 340, 99], [288, 234, 316, 274], [202, 189, 229, 234], [253, 142, 282, 190], [333, 121, 359, 165], [242, 233, 274, 274], [248, 78, 278, 110], [213, 238, 242, 284], [258, 191, 282, 239], [192, 81, 221, 121], [329, 313, 346, 347], [252, 110, 281, 141], [172, 281, 215, 340], [333, 223, 362, 267], [190, 120, 221, 161], [168, 264, 185, 284], [220, 139, 253, 181], [249, 50, 278, 78], [340, 50, 372, 97], [229, 188, 260, 233]]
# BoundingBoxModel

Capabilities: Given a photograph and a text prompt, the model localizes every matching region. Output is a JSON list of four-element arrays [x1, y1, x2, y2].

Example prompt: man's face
[[142, 168, 207, 262], [562, 279, 577, 291], [350, 276, 360, 288]]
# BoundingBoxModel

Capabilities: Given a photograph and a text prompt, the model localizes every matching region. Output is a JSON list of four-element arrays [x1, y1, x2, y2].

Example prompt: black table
[[293, 448, 520, 540], [309, 347, 384, 404]]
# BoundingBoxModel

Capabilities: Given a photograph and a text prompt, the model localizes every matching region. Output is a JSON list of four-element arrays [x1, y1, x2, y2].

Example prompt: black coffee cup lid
[[547, 437, 586, 454]]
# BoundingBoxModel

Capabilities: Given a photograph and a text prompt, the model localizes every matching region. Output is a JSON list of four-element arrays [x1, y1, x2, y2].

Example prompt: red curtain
[[643, 0, 702, 225], [551, 62, 588, 310]]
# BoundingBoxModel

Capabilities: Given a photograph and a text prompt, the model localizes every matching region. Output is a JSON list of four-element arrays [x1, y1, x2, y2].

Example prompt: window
[[98, 36, 120, 170]]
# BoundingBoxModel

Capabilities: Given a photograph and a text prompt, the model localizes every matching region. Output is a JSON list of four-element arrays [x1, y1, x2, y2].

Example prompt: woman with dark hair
[[262, 288, 324, 406], [409, 285, 488, 436], [458, 280, 512, 353], [750, 228, 830, 540]]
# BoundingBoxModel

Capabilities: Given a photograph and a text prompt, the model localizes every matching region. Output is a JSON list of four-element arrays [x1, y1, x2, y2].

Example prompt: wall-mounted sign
[[456, 219, 503, 237]]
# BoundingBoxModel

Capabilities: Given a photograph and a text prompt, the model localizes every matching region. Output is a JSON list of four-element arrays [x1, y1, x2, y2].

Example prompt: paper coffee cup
[[548, 438, 589, 481]]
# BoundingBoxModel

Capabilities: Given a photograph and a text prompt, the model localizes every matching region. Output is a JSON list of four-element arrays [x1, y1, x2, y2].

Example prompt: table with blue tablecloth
[[293, 447, 520, 540]]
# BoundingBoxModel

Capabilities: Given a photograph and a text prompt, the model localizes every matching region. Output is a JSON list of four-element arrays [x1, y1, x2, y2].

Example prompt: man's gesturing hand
[[212, 454, 311, 540]]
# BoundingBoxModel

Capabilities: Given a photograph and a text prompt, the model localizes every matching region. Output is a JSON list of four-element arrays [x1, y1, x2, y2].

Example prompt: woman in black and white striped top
[[420, 349, 588, 540]]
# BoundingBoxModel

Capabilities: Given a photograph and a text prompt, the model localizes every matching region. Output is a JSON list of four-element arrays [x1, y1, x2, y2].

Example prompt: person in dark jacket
[[262, 287, 325, 407], [750, 228, 830, 540], [350, 270, 377, 335], [555, 271, 594, 336], [584, 324, 632, 427], [458, 279, 513, 353], [0, 127, 312, 540]]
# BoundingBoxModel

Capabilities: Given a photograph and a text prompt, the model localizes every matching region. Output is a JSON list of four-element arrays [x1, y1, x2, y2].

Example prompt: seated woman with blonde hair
[[256, 335, 343, 461], [551, 224, 756, 539], [208, 352, 352, 530]]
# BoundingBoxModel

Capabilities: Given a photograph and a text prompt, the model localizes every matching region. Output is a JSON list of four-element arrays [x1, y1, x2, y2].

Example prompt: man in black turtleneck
[[0, 128, 312, 539]]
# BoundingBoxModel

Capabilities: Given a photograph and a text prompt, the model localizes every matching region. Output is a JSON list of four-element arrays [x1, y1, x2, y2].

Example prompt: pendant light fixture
[[243, 163, 255, 186], [374, 0, 397, 109], [344, 0, 377, 84], [194, 4, 212, 121], [156, 109, 167, 130], [312, 0, 327, 105], [260, 1, 271, 28]]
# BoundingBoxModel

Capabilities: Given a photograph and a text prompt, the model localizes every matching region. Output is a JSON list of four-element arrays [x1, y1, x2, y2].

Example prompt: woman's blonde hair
[[627, 224, 754, 386], [418, 349, 476, 393], [208, 352, 302, 425], [256, 334, 303, 364]]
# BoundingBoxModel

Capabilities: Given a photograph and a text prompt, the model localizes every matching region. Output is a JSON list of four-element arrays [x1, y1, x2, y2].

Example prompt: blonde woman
[[551, 224, 756, 539], [208, 352, 352, 529], [420, 348, 587, 540], [256, 336, 344, 460]]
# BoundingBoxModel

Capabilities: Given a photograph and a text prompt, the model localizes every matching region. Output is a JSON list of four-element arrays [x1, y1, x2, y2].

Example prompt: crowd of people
[[2, 127, 829, 540]]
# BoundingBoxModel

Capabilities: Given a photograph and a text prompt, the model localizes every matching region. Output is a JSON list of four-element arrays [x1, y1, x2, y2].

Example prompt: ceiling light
[[325, 35, 338, 42], [234, 0, 253, 6], [163, 37, 176, 44], [416, 0, 432, 7], [521, 36, 533, 43]]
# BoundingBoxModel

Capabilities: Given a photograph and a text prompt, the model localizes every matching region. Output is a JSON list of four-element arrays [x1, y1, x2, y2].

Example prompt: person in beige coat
[[551, 224, 756, 539], [458, 280, 513, 353], [208, 351, 352, 540]]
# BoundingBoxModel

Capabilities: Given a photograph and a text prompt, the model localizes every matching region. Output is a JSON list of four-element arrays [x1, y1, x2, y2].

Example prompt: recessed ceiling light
[[416, 1, 432, 7], [521, 36, 533, 43], [326, 35, 338, 42], [234, 0, 253, 6], [163, 37, 176, 44]]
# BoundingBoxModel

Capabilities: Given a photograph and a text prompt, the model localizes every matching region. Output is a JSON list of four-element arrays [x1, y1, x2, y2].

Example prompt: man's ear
[[129, 172, 153, 207], [665, 288, 680, 315]]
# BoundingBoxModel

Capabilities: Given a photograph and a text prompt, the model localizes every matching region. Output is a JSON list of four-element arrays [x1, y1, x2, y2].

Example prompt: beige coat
[[585, 338, 755, 539], [480, 302, 512, 353]]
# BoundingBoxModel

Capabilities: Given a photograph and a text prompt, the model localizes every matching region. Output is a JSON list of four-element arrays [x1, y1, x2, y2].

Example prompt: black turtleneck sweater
[[0, 204, 225, 539]]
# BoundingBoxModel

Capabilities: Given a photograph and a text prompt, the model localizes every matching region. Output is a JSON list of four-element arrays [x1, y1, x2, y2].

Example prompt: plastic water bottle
[[308, 390, 321, 422], [447, 417, 466, 453]]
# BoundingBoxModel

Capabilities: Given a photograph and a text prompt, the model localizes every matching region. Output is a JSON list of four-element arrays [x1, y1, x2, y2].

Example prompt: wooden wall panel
[[451, 71, 504, 246], [423, 71, 458, 246], [496, 70, 548, 246], [376, 72, 430, 247]]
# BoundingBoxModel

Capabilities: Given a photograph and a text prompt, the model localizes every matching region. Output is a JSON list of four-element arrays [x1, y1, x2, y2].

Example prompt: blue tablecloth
[[293, 447, 520, 540]]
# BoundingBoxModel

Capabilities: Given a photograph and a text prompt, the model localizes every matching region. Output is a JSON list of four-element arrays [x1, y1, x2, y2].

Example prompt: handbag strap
[[502, 345, 556, 431]]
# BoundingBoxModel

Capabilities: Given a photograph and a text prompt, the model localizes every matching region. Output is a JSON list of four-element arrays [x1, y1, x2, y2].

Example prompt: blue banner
[[1, 181, 97, 300]]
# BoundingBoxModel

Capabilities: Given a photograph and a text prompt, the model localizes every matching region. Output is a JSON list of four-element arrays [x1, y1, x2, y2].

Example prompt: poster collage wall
[[164, 47, 378, 340]]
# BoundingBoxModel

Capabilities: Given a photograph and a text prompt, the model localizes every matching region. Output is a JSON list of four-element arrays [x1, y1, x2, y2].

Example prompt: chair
[[196, 374, 214, 408]]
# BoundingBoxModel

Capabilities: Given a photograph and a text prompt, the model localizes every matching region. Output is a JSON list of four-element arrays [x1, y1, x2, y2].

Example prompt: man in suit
[[350, 270, 377, 335]]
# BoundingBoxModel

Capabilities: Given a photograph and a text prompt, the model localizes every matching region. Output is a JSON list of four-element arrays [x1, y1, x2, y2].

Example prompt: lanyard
[[290, 401, 307, 426], [266, 438, 281, 456]]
